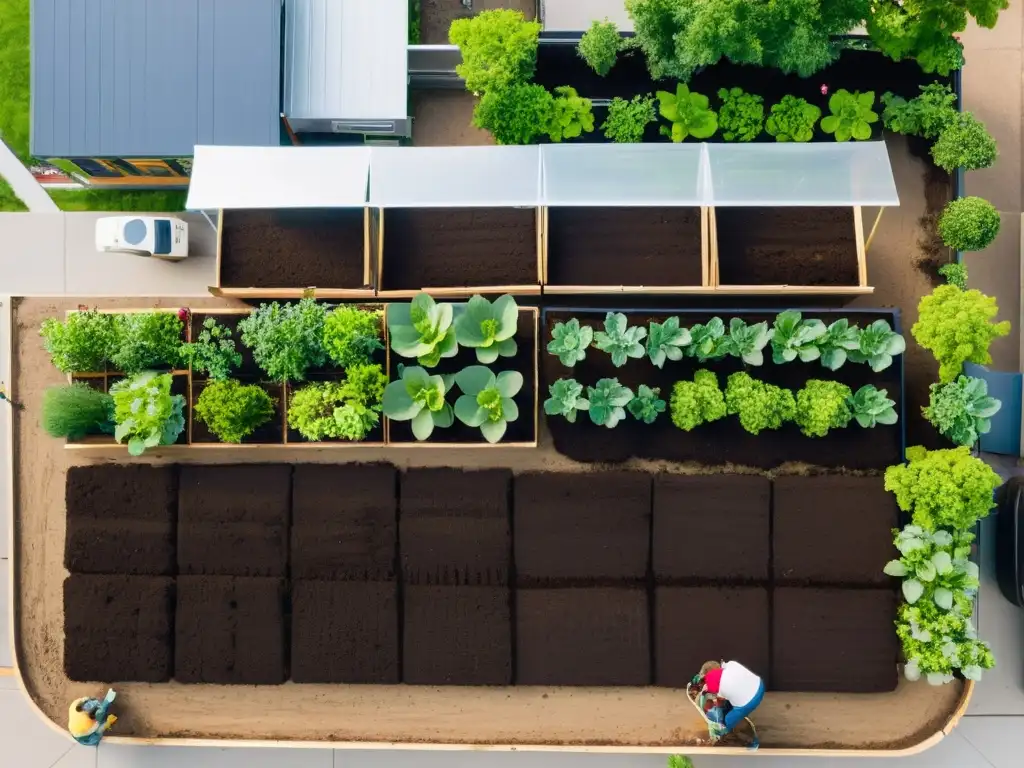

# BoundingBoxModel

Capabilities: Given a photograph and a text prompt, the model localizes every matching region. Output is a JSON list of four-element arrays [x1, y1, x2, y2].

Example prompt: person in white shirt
[[700, 660, 764, 734]]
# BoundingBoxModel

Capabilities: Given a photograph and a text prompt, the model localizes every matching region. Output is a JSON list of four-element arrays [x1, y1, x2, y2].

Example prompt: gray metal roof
[[31, 0, 282, 158]]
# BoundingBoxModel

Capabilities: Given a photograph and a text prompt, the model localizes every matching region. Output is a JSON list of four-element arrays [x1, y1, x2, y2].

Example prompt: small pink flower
[[177, 307, 190, 323], [820, 84, 829, 96]]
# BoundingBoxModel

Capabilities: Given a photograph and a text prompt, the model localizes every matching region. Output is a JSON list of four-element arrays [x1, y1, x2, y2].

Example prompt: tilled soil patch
[[545, 207, 703, 287]]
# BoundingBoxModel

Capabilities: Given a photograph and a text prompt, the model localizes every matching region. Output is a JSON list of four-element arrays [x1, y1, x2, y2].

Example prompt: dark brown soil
[[716, 208, 859, 286], [420, 0, 536, 45], [177, 465, 291, 577], [403, 585, 512, 686], [772, 588, 898, 693], [189, 313, 261, 378], [516, 588, 651, 686], [654, 587, 770, 688], [219, 209, 367, 290], [190, 381, 285, 445], [546, 207, 703, 287], [773, 476, 899, 587], [388, 309, 537, 445], [653, 475, 770, 583], [175, 576, 286, 685], [64, 465, 177, 576], [513, 472, 651, 584], [291, 464, 397, 581], [64, 574, 174, 682], [380, 208, 538, 291], [291, 580, 399, 684], [399, 468, 511, 586], [543, 309, 903, 469]]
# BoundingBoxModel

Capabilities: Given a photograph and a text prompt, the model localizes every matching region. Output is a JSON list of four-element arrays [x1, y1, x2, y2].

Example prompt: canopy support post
[[864, 207, 886, 254]]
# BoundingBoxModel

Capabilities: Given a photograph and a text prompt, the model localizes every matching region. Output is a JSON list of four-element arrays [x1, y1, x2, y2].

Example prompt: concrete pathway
[[0, 142, 58, 213]]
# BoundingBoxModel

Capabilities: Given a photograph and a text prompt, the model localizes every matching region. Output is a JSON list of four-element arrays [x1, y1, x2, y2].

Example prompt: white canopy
[[185, 145, 370, 210], [368, 146, 543, 207]]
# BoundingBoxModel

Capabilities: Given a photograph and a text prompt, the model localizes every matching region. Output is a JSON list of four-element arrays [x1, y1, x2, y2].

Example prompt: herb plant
[[646, 316, 691, 368], [924, 375, 1001, 448], [627, 384, 666, 424], [722, 318, 773, 366], [931, 112, 998, 173], [323, 306, 384, 368], [454, 365, 523, 443], [473, 83, 554, 145], [548, 318, 593, 367], [717, 87, 764, 142], [817, 318, 862, 371], [453, 294, 518, 363], [238, 299, 327, 382], [587, 378, 634, 429], [40, 309, 116, 373], [724, 372, 795, 435], [578, 19, 621, 76], [885, 526, 979, 613], [544, 378, 589, 423], [771, 310, 826, 364], [336, 363, 388, 409], [670, 370, 727, 432], [847, 319, 906, 373], [180, 317, 242, 380], [794, 380, 853, 437], [896, 600, 994, 685], [449, 9, 541, 94], [287, 380, 381, 442], [912, 285, 1010, 382], [820, 89, 878, 142], [109, 312, 184, 374], [880, 84, 957, 140], [110, 371, 185, 456], [884, 445, 1001, 532], [195, 379, 276, 443], [848, 385, 898, 428], [938, 197, 1001, 252], [388, 293, 459, 368], [656, 84, 718, 142], [686, 317, 728, 362], [41, 384, 114, 439], [548, 86, 595, 142], [602, 95, 656, 143], [765, 95, 821, 142], [593, 312, 647, 367], [938, 263, 968, 290], [382, 365, 455, 441]]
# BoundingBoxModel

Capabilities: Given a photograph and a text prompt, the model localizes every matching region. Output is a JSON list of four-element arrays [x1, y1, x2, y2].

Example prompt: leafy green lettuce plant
[[717, 87, 764, 142], [724, 372, 795, 435], [897, 600, 994, 685], [382, 365, 455, 440], [587, 378, 634, 428], [544, 378, 589, 423], [602, 95, 656, 143], [656, 84, 717, 142], [548, 86, 595, 142], [110, 371, 185, 456], [885, 526, 979, 613], [848, 385, 898, 428], [41, 384, 114, 439], [765, 95, 821, 142], [686, 317, 728, 362], [323, 306, 384, 368], [454, 365, 523, 443], [847, 319, 906, 372], [646, 316, 691, 368], [593, 312, 647, 367], [938, 197, 1001, 252], [880, 84, 957, 140], [912, 285, 1010, 382], [388, 293, 459, 368], [449, 9, 541, 94], [110, 311, 184, 374], [548, 318, 593, 367], [885, 445, 1001, 532], [722, 318, 773, 366], [771, 310, 826, 364], [40, 309, 116, 373], [181, 317, 242, 380], [578, 18, 621, 76], [924, 375, 1001, 448], [473, 83, 554, 145], [938, 262, 968, 291], [454, 294, 518, 363], [795, 380, 852, 437], [195, 379, 276, 443], [287, 379, 381, 442], [817, 318, 862, 371], [670, 370, 727, 432], [627, 384, 666, 424], [238, 299, 327, 382], [932, 113, 997, 173], [820, 89, 878, 142]]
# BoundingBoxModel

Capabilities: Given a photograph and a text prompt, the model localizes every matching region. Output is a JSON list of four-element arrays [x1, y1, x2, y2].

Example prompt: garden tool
[[686, 664, 759, 750], [67, 688, 118, 746]]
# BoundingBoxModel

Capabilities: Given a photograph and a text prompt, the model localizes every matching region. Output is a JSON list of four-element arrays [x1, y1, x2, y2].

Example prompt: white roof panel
[[185, 146, 370, 209], [369, 146, 543, 207]]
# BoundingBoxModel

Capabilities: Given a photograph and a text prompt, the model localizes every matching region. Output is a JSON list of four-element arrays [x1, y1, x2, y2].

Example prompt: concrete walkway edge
[[0, 142, 58, 213]]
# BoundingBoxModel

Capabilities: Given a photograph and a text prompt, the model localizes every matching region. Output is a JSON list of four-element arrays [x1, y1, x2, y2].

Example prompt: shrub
[[880, 84, 957, 140], [382, 365, 455, 440], [627, 384, 666, 424], [717, 87, 764, 142], [587, 378, 634, 428], [593, 312, 647, 367], [453, 294, 519, 364], [912, 285, 1011, 382], [931, 113, 997, 173], [578, 19, 621, 76], [848, 384, 898, 428], [896, 600, 994, 685], [924, 375, 1001, 448], [794, 380, 852, 437], [388, 293, 458, 368], [40, 309, 116, 373], [938, 197, 1000, 252], [670, 369, 726, 431], [602, 95, 656, 143], [323, 306, 383, 369], [110, 371, 185, 456], [646, 316, 691, 369], [41, 384, 113, 439], [473, 83, 554, 145], [108, 312, 184, 374], [287, 381, 379, 442], [180, 317, 242, 380], [820, 89, 878, 142], [238, 300, 327, 382], [657, 84, 717, 142], [724, 372, 794, 435], [544, 378, 589, 423], [449, 9, 541, 94], [884, 445, 1001, 531], [195, 379, 276, 443], [548, 318, 592, 367], [453, 365, 523, 443], [938, 262, 968, 290], [547, 86, 595, 142], [765, 95, 821, 142]]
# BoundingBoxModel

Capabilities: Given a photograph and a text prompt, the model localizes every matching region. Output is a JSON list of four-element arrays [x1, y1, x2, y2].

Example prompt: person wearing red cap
[[701, 660, 764, 734]]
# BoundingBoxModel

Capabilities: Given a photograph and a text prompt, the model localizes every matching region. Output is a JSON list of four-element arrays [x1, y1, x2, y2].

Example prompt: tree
[[472, 84, 554, 145], [449, 9, 541, 94]]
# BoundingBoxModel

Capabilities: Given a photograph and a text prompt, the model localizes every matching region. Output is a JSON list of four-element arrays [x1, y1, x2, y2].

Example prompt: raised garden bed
[[216, 209, 373, 299]]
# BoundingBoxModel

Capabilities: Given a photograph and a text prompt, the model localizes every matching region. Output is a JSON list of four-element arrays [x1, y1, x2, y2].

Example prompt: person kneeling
[[702, 660, 764, 734]]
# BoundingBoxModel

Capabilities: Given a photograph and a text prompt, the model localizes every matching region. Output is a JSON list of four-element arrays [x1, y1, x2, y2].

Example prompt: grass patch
[[48, 188, 187, 212], [0, 174, 27, 211], [0, 0, 31, 162]]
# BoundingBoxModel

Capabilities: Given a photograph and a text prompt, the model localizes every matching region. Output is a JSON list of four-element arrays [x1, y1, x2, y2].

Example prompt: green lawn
[[48, 188, 188, 211], [0, 174, 27, 211]]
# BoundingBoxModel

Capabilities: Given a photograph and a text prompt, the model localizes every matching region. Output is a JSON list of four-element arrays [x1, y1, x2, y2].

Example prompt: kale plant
[[717, 87, 764, 142], [722, 318, 773, 366], [109, 311, 185, 374], [847, 319, 906, 372], [110, 371, 185, 456], [323, 306, 384, 368], [548, 86, 595, 142], [587, 377, 634, 429], [180, 317, 242, 380], [544, 378, 589, 423], [602, 95, 656, 143], [547, 318, 593, 367], [382, 364, 455, 441], [670, 370, 727, 432], [794, 380, 853, 437], [454, 365, 523, 443], [885, 526, 979, 614], [578, 18, 621, 76], [765, 95, 821, 142], [593, 312, 647, 367], [770, 310, 826, 364], [238, 299, 327, 382], [656, 84, 717, 142], [627, 384, 666, 425], [817, 318, 862, 371], [646, 316, 691, 368], [820, 89, 878, 142], [195, 379, 276, 443], [454, 294, 519, 364], [931, 112, 997, 173], [848, 384, 898, 428], [387, 292, 458, 368], [924, 375, 1001, 448], [724, 372, 795, 435], [686, 317, 728, 362], [40, 309, 116, 373], [41, 384, 114, 439], [880, 84, 957, 140]]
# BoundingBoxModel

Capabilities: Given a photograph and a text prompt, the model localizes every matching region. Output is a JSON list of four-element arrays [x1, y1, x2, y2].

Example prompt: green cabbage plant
[[722, 318, 773, 366], [765, 95, 821, 142], [110, 371, 185, 456], [388, 293, 458, 368], [847, 319, 906, 372], [924, 375, 1001, 448], [817, 318, 862, 371], [382, 365, 455, 440], [656, 84, 718, 142], [547, 318, 593, 367], [587, 377, 634, 428], [593, 312, 647, 367], [717, 87, 764, 142], [544, 378, 589, 423], [670, 370, 727, 432], [848, 385, 898, 428], [646, 316, 691, 368], [627, 384, 666, 425], [885, 526, 978, 614], [547, 86, 595, 142], [795, 380, 853, 437], [686, 317, 728, 362], [897, 601, 994, 685], [454, 365, 523, 443], [912, 285, 1010, 382], [453, 294, 518, 363], [771, 310, 826, 364], [724, 372, 795, 435], [820, 89, 878, 142]]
